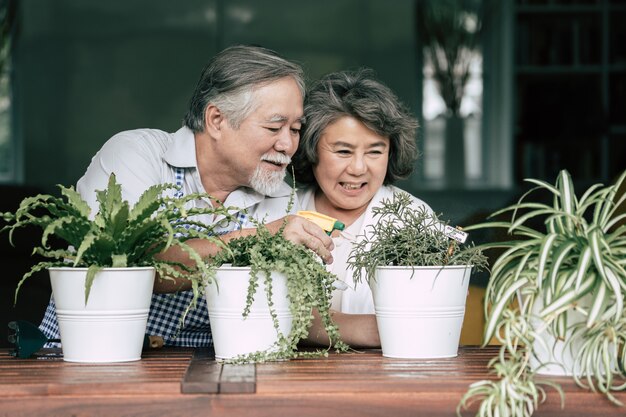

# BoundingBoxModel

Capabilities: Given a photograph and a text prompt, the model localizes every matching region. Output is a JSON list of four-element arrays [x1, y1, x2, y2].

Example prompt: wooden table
[[1, 346, 624, 417]]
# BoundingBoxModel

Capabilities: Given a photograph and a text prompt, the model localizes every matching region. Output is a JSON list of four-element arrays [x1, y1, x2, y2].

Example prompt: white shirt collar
[[162, 126, 293, 203], [163, 126, 197, 168]]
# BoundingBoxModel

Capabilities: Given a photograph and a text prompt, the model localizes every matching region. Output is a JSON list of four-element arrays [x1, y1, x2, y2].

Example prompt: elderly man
[[39, 45, 333, 347]]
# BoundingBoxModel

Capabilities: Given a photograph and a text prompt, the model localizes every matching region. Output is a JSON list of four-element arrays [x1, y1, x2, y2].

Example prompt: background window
[[0, 0, 17, 183]]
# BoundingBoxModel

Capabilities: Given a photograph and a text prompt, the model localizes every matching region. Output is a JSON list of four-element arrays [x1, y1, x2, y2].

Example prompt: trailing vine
[[206, 220, 349, 363], [204, 179, 349, 363]]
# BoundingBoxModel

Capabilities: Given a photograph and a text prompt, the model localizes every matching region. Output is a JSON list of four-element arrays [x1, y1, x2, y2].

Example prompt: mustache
[[261, 153, 291, 165]]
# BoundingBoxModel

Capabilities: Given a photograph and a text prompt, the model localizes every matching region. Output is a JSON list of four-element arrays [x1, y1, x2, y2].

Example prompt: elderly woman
[[293, 69, 431, 347]]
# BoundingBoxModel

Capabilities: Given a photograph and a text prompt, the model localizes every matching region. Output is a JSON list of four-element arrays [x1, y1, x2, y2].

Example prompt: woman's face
[[312, 116, 390, 221]]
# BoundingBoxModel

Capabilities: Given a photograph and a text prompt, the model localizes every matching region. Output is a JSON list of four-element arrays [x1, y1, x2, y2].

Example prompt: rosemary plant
[[348, 192, 488, 285], [458, 169, 626, 417], [206, 218, 350, 363], [1, 173, 235, 308]]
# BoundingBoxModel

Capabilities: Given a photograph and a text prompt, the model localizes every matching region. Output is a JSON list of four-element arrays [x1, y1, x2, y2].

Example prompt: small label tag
[[443, 225, 468, 243], [333, 280, 349, 291]]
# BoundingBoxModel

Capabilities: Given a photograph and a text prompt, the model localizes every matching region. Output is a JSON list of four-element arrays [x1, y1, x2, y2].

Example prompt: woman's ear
[[204, 104, 224, 138]]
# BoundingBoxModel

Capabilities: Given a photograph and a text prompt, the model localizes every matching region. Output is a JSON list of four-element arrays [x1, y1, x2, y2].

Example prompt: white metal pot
[[527, 294, 591, 376], [49, 267, 155, 363], [205, 266, 293, 360], [371, 265, 472, 359]]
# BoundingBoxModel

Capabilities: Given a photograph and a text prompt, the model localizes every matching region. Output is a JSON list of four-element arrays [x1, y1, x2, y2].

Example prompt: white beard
[[249, 153, 291, 195]]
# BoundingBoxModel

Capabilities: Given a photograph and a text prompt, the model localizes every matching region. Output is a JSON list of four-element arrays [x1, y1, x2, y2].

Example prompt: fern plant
[[348, 192, 488, 284], [205, 218, 350, 363], [458, 169, 626, 417], [1, 173, 235, 307]]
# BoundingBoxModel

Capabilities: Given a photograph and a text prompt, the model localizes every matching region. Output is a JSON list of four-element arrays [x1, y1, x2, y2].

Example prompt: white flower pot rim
[[375, 265, 473, 270], [215, 265, 254, 271], [48, 266, 156, 272]]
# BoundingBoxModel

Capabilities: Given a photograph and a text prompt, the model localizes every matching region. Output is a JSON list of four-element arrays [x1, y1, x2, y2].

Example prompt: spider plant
[[458, 169, 626, 417]]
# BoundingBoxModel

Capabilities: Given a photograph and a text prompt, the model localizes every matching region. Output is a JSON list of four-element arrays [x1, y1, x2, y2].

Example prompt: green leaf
[[524, 177, 560, 196], [547, 240, 577, 297], [574, 246, 592, 291], [108, 201, 130, 238], [129, 183, 171, 222], [536, 233, 558, 288], [95, 173, 123, 222], [41, 216, 75, 248], [74, 232, 97, 266], [509, 209, 559, 233], [483, 277, 528, 345], [111, 254, 127, 267], [602, 268, 623, 323], [597, 171, 626, 228], [539, 274, 594, 317], [14, 261, 57, 304], [60, 185, 91, 218], [558, 170, 576, 223], [586, 281, 606, 328], [84, 264, 103, 305]]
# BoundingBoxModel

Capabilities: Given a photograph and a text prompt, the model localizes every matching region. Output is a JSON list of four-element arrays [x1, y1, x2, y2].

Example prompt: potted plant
[[348, 192, 488, 359], [416, 0, 484, 188], [1, 173, 234, 363], [204, 223, 350, 363], [204, 211, 350, 363], [458, 169, 626, 417]]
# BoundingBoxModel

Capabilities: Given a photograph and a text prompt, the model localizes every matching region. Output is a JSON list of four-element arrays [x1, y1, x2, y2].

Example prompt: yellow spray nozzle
[[296, 211, 345, 235]]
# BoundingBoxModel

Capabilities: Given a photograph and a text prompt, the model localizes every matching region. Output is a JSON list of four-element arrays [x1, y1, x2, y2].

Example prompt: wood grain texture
[[180, 347, 255, 394], [180, 347, 221, 394], [1, 346, 625, 417], [0, 348, 193, 396]]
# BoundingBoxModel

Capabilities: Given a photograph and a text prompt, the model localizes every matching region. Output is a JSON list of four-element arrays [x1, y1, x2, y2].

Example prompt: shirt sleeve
[[76, 130, 164, 215]]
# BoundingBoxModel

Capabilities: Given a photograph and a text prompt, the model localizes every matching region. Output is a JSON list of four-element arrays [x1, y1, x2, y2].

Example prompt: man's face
[[221, 77, 303, 195]]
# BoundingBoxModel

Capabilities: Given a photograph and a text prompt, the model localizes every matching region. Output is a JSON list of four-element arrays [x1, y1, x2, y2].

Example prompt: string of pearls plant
[[204, 190, 349, 363]]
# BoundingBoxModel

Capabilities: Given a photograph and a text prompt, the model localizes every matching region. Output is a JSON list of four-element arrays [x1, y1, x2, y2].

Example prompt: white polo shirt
[[77, 126, 294, 225]]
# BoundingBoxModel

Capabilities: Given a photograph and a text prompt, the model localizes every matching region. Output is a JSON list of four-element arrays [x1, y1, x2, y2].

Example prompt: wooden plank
[[256, 346, 498, 393], [0, 348, 193, 396], [255, 346, 626, 402], [180, 347, 220, 394], [180, 348, 255, 394], [219, 363, 255, 393]]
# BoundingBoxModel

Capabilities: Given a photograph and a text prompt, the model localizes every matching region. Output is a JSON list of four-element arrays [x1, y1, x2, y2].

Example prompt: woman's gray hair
[[292, 69, 418, 185], [183, 45, 305, 132]]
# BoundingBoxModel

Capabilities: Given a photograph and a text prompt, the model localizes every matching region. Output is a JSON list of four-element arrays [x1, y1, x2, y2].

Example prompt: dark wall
[[13, 0, 418, 192]]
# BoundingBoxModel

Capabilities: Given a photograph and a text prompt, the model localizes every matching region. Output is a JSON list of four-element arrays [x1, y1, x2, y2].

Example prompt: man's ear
[[204, 104, 225, 138]]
